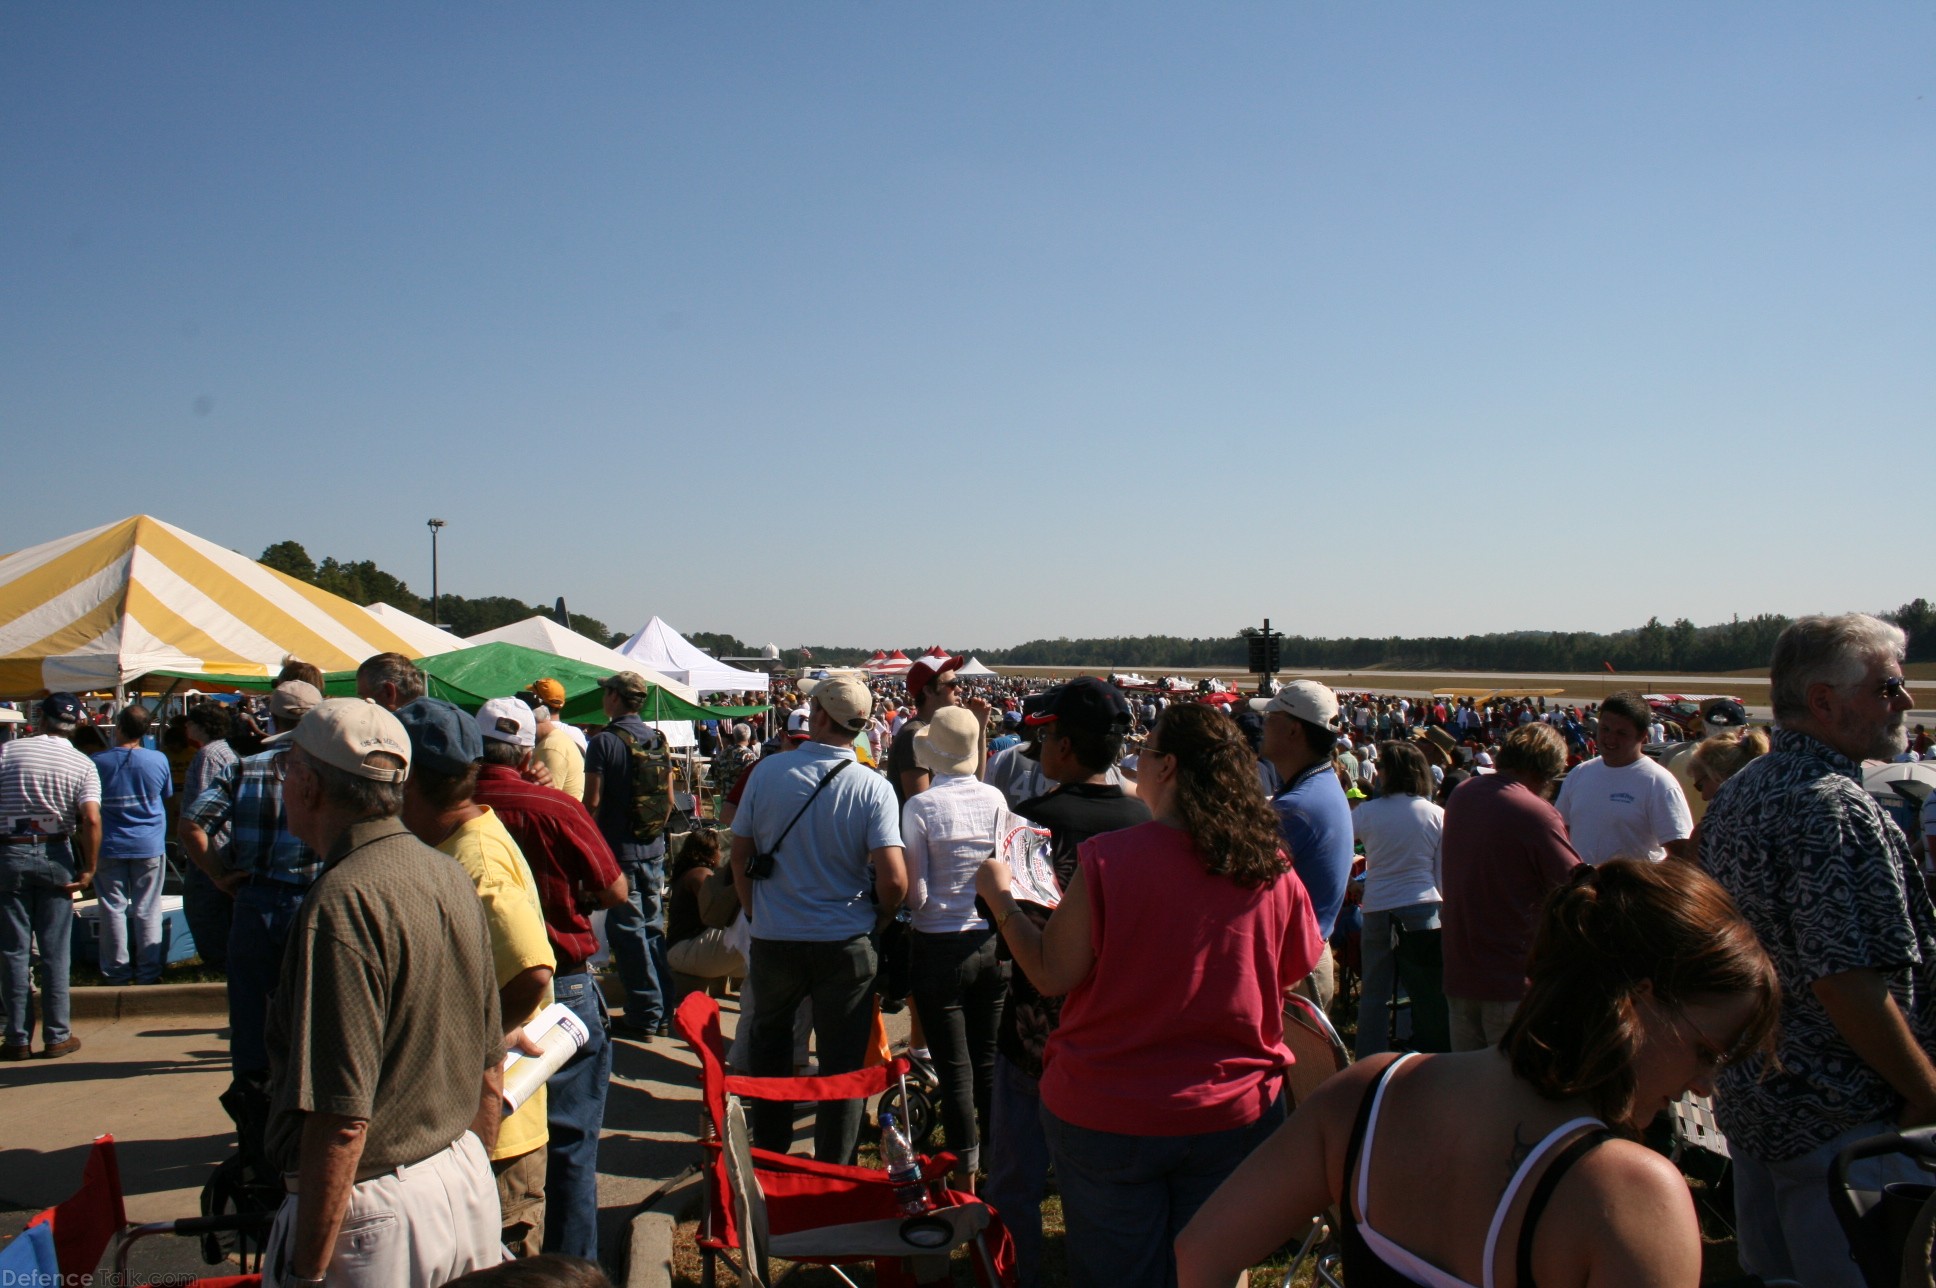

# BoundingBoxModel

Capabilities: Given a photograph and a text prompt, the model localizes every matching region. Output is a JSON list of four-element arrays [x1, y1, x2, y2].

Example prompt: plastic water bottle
[[878, 1111, 931, 1215]]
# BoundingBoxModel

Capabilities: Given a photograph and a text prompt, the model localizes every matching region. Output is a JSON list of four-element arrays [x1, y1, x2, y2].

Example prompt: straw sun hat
[[913, 706, 981, 777]]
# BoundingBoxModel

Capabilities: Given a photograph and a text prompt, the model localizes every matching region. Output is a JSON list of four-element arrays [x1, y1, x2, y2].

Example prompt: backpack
[[605, 722, 676, 842]]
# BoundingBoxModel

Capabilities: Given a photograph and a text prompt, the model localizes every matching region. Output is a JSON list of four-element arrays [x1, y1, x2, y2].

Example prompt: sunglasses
[[1880, 675, 1912, 700]]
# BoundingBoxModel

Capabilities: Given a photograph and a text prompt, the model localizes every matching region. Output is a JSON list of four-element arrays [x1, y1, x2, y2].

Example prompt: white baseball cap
[[1247, 680, 1343, 730], [477, 697, 536, 748]]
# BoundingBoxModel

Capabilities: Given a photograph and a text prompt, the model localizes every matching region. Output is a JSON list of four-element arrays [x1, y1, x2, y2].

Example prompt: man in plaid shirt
[[180, 681, 322, 1080]]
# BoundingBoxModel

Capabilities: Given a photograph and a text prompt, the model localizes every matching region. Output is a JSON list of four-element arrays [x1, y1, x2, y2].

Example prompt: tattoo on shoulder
[[1509, 1122, 1536, 1170]]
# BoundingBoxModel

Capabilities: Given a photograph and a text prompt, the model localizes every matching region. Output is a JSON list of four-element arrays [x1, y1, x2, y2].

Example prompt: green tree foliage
[[966, 608, 1922, 673], [258, 540, 317, 582], [259, 541, 609, 645]]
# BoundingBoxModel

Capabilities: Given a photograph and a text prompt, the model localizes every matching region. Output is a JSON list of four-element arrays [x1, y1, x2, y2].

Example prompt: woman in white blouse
[[1351, 741, 1449, 1059], [901, 705, 1010, 1187]]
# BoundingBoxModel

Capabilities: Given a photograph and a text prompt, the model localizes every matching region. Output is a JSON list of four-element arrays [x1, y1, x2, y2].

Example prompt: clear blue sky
[[4, 4, 1930, 649]]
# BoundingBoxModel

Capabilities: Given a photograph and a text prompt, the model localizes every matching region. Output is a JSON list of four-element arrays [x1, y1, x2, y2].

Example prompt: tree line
[[255, 537, 1935, 675], [257, 540, 616, 646], [965, 602, 1936, 672]]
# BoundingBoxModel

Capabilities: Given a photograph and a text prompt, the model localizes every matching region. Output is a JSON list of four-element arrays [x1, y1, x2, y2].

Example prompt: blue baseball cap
[[39, 692, 84, 724], [395, 697, 482, 776]]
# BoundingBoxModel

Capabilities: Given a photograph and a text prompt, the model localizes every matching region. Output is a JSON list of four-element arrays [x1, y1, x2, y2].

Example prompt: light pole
[[427, 518, 446, 629]]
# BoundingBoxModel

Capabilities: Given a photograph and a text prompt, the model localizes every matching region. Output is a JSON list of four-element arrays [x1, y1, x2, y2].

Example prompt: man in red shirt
[[1439, 721, 1581, 1051], [471, 698, 628, 1262]]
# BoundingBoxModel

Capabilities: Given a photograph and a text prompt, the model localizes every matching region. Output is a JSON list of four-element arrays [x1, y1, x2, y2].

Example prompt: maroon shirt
[[1440, 774, 1582, 1003], [473, 763, 622, 969]]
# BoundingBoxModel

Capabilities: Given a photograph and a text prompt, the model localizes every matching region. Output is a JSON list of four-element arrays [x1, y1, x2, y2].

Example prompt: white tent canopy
[[464, 616, 698, 702], [463, 615, 701, 748], [362, 602, 460, 656], [616, 617, 770, 694], [956, 656, 998, 677]]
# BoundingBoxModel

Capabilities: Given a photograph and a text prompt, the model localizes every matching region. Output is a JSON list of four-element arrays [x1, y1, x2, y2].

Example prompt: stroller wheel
[[878, 1078, 939, 1152]]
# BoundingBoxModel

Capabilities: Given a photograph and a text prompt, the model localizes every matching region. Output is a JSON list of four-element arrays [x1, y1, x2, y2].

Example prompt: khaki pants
[[492, 1146, 546, 1258], [1447, 996, 1519, 1052], [265, 1132, 502, 1288], [1290, 945, 1336, 1011], [668, 928, 747, 982]]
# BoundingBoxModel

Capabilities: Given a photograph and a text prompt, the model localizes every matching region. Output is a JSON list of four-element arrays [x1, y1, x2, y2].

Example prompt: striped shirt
[[0, 734, 101, 839], [184, 748, 321, 885]]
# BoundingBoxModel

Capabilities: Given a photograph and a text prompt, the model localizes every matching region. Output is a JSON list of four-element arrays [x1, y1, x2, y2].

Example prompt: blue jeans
[[1355, 901, 1441, 1060], [747, 935, 878, 1163], [96, 854, 165, 984], [608, 857, 669, 1027], [0, 838, 77, 1049], [181, 863, 232, 973], [1734, 1116, 1931, 1288], [228, 879, 308, 1077], [1042, 1096, 1286, 1288], [542, 971, 612, 1261], [984, 1055, 1052, 1287]]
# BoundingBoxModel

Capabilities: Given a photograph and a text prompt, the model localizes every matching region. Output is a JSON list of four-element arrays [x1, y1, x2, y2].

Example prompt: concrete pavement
[[0, 982, 727, 1280]]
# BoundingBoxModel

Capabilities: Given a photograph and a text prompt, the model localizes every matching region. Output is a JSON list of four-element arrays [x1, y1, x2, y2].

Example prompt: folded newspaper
[[501, 1001, 589, 1115], [997, 812, 1060, 909]]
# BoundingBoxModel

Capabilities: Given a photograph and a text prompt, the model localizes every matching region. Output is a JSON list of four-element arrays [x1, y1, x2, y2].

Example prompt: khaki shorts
[[1446, 996, 1519, 1052]]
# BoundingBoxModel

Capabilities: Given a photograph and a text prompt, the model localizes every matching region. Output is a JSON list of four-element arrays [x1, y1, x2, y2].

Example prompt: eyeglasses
[[936, 680, 961, 691], [1141, 744, 1171, 758], [1880, 675, 1912, 701], [1668, 1004, 1739, 1072]]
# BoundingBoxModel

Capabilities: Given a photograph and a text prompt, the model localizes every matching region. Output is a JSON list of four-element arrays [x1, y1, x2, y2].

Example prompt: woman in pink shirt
[[978, 702, 1324, 1288]]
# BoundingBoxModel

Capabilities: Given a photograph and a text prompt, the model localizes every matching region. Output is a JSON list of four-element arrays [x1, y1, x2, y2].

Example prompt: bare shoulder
[[1539, 1136, 1700, 1285]]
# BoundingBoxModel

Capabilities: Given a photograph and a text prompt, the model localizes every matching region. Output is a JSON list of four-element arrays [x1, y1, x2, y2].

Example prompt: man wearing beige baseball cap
[[731, 671, 907, 1163], [259, 699, 505, 1288]]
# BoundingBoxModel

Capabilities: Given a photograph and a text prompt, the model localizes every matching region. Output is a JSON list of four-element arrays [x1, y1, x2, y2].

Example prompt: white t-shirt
[[1555, 756, 1693, 865], [1351, 793, 1444, 913]]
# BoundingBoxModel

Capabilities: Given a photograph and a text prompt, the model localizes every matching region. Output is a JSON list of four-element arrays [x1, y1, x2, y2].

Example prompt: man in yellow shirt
[[396, 698, 556, 1258], [524, 678, 586, 802]]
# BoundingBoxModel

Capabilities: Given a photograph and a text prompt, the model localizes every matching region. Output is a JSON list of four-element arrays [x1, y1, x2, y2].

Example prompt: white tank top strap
[[1477, 1115, 1607, 1288], [1355, 1051, 1421, 1217]]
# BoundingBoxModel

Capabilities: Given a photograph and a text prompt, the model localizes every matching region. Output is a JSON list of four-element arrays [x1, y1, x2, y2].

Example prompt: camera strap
[[761, 759, 852, 868]]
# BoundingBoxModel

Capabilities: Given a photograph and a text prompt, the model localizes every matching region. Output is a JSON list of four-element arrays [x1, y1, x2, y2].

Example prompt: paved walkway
[[0, 984, 724, 1274]]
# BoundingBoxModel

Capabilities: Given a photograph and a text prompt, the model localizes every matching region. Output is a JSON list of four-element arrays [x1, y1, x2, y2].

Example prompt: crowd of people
[[0, 611, 1931, 1287]]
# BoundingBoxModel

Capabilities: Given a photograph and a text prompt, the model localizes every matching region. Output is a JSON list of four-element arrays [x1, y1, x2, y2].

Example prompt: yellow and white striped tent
[[0, 515, 433, 695]]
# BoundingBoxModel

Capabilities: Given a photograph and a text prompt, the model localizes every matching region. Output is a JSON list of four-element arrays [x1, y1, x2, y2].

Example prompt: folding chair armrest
[[724, 1056, 913, 1103]]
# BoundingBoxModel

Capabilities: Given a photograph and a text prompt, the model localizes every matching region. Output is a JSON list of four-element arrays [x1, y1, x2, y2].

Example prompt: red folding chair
[[674, 991, 1014, 1288], [16, 1133, 264, 1287]]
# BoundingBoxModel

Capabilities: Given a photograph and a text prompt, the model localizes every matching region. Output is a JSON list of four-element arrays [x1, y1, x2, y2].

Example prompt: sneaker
[[609, 1017, 655, 1041], [0, 1044, 29, 1062], [36, 1035, 82, 1060]]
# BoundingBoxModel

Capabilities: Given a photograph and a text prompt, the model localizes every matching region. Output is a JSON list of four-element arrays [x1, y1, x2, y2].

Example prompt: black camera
[[745, 851, 776, 881]]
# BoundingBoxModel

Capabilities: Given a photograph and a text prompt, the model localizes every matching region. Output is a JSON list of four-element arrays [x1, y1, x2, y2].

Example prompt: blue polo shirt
[[1273, 763, 1355, 939], [732, 740, 903, 942]]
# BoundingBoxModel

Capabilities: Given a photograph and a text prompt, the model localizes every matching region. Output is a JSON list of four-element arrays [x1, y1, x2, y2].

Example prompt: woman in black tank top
[[1177, 859, 1779, 1288]]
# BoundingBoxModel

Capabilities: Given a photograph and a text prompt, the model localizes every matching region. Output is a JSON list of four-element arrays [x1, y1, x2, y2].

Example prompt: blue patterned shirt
[[1703, 728, 1936, 1161], [183, 747, 321, 887]]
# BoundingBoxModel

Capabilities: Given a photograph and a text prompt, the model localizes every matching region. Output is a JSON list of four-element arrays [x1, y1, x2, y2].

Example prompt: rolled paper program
[[501, 1001, 590, 1114]]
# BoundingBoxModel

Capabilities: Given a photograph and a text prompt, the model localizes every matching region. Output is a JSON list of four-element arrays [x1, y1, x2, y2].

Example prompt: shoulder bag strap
[[764, 760, 852, 864]]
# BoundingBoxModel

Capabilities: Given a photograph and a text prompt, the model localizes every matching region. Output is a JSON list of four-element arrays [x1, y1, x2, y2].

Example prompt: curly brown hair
[[1152, 703, 1288, 888], [1503, 859, 1780, 1129]]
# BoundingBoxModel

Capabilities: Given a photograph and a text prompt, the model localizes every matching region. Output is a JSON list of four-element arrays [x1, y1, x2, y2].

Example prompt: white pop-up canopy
[[956, 656, 998, 677], [616, 616, 770, 694], [464, 616, 698, 702]]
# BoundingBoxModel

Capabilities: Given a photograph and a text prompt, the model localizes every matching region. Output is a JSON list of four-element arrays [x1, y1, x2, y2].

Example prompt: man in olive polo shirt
[[262, 699, 504, 1288]]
